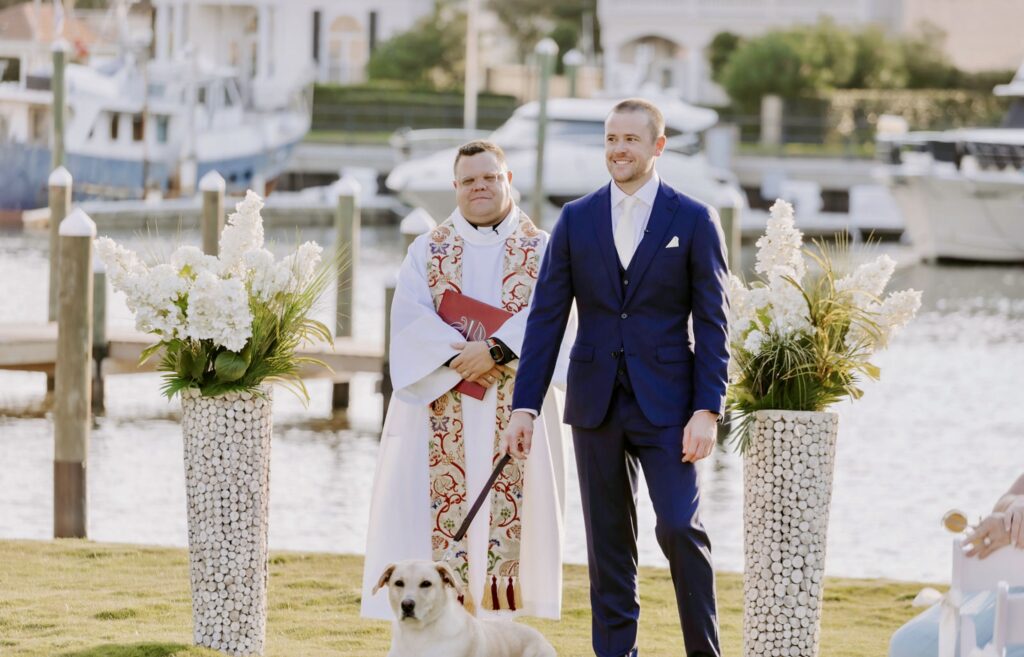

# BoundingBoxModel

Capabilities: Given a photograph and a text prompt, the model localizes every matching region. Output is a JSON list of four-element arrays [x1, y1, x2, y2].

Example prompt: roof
[[512, 96, 720, 133], [0, 2, 97, 48]]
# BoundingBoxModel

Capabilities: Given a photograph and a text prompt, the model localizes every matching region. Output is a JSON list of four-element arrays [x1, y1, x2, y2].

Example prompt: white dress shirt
[[610, 172, 661, 262]]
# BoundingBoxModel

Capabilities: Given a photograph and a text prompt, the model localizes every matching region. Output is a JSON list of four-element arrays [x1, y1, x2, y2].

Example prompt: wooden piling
[[54, 208, 96, 539], [719, 203, 742, 274], [333, 179, 360, 410], [48, 166, 72, 323], [51, 40, 69, 171], [199, 171, 225, 256]]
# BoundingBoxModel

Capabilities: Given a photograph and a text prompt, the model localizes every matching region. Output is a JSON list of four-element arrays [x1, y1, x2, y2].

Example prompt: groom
[[502, 98, 730, 657]]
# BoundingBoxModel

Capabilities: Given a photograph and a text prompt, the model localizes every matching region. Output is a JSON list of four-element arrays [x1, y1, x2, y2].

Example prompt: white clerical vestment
[[360, 207, 572, 620]]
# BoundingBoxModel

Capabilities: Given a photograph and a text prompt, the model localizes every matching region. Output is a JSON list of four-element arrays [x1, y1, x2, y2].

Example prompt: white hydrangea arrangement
[[96, 191, 335, 400], [727, 199, 922, 450]]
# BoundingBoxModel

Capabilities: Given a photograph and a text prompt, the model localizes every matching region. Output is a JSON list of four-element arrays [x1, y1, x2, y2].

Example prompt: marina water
[[1, 223, 1021, 584]]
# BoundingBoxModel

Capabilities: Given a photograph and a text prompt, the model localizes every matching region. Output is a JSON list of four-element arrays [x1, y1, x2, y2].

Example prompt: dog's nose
[[401, 599, 415, 616]]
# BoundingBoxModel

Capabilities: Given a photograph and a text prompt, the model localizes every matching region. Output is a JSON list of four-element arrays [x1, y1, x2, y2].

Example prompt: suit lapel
[[591, 184, 623, 304], [623, 181, 678, 307]]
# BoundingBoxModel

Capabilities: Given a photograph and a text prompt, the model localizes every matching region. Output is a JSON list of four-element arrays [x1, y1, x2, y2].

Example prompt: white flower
[[245, 248, 291, 302], [767, 279, 811, 336], [846, 288, 922, 351], [755, 200, 805, 283], [219, 190, 266, 276], [875, 288, 922, 347], [96, 236, 149, 291], [280, 241, 323, 291], [744, 329, 766, 353], [836, 254, 896, 307], [186, 270, 252, 352], [171, 245, 223, 278]]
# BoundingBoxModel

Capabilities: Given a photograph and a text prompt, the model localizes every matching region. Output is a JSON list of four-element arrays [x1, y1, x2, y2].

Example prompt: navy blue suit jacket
[[512, 180, 730, 429]]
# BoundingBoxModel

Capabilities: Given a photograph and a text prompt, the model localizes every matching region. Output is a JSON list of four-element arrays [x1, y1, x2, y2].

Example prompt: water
[[1, 225, 1022, 584]]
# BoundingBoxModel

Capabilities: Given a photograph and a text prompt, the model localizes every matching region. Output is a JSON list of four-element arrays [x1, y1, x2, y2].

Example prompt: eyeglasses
[[456, 172, 507, 188]]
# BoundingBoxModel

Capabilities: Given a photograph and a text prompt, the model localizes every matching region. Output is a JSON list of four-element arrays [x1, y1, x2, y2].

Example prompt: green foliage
[[720, 32, 812, 108], [714, 18, 1010, 109], [311, 84, 519, 132], [707, 32, 744, 84], [728, 242, 882, 453], [488, 0, 596, 63], [848, 26, 908, 89], [830, 88, 1010, 134], [366, 8, 465, 89], [899, 22, 958, 89], [790, 18, 858, 90]]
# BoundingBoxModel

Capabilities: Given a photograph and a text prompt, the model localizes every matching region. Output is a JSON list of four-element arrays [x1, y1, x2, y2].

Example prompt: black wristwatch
[[485, 338, 505, 363]]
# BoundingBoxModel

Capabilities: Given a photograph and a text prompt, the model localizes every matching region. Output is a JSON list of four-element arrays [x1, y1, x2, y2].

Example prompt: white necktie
[[614, 195, 638, 268]]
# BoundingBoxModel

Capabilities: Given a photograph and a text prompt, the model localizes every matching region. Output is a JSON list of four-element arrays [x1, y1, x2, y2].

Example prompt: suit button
[[620, 313, 628, 319]]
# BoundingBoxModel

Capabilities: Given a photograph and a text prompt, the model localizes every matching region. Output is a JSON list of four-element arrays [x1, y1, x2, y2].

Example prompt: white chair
[[944, 538, 1024, 657], [991, 582, 1024, 655]]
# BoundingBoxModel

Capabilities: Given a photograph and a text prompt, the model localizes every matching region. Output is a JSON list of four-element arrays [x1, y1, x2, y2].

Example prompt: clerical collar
[[467, 207, 514, 234]]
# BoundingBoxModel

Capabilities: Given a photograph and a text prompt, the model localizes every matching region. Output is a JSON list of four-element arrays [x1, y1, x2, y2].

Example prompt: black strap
[[452, 453, 512, 543]]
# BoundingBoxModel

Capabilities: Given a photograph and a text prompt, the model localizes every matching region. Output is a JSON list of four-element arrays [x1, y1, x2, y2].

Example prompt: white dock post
[[199, 171, 225, 256], [54, 208, 97, 539]]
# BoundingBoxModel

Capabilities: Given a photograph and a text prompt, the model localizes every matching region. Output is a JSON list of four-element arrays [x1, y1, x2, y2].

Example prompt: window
[[110, 113, 119, 141], [156, 116, 169, 143], [132, 114, 144, 141]]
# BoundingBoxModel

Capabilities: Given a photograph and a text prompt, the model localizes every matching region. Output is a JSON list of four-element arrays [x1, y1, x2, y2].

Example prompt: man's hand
[[500, 411, 534, 460], [476, 365, 504, 389], [682, 410, 718, 463], [965, 512, 1013, 559], [449, 341, 495, 383]]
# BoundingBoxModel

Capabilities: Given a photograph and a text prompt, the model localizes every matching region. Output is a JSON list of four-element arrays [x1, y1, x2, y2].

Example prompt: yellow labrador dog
[[374, 560, 556, 657]]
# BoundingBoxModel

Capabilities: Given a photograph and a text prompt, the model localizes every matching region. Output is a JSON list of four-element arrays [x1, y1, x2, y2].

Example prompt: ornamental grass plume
[[96, 190, 341, 402], [727, 200, 922, 452]]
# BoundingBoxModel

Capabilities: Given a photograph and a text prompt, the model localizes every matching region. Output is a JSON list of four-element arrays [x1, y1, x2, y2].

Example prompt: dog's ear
[[435, 561, 463, 595], [373, 563, 396, 595]]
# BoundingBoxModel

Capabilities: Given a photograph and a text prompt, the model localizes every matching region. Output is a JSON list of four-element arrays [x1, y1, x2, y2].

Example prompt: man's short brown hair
[[453, 140, 508, 174], [608, 98, 665, 142]]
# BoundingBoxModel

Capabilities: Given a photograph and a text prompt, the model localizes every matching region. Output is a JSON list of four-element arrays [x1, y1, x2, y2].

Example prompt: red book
[[437, 290, 514, 400]]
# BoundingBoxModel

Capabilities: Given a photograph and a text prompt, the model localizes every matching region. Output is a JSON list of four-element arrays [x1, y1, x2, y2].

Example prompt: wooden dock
[[0, 322, 383, 381]]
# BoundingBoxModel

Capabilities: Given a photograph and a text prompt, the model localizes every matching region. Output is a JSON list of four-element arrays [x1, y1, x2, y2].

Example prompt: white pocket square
[[665, 236, 680, 248]]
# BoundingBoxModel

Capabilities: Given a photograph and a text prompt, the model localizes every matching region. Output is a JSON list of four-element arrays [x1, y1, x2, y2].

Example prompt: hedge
[[311, 84, 520, 133]]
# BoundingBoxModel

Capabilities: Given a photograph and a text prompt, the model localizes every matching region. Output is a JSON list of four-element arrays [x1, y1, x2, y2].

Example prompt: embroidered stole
[[425, 210, 542, 612]]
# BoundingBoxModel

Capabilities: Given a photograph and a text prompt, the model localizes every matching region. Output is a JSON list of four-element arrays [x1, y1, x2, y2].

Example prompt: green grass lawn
[[0, 539, 926, 656]]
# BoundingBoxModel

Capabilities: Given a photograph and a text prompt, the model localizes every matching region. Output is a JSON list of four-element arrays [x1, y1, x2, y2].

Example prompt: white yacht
[[385, 96, 746, 225], [878, 64, 1024, 263], [0, 1, 312, 213]]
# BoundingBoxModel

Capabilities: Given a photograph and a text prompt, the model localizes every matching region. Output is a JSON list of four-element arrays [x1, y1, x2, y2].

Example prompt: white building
[[598, 0, 1024, 104], [151, 0, 434, 87]]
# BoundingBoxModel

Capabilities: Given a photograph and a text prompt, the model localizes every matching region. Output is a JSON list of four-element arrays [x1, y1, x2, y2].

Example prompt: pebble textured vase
[[742, 410, 839, 657], [181, 386, 273, 656]]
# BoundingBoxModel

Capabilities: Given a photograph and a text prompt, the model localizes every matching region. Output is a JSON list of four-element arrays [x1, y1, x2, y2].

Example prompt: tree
[[788, 18, 857, 90], [366, 8, 465, 89], [720, 32, 815, 108], [488, 0, 597, 63], [848, 26, 907, 89], [899, 22, 957, 89], [707, 31, 743, 84]]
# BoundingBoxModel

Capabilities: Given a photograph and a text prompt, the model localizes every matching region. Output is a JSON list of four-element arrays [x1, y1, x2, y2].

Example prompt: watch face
[[489, 344, 503, 361]]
